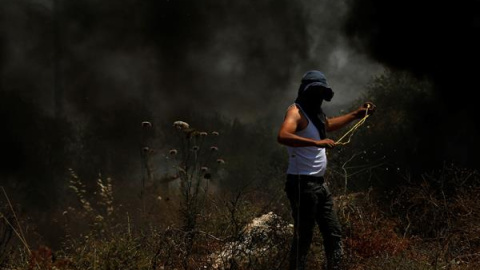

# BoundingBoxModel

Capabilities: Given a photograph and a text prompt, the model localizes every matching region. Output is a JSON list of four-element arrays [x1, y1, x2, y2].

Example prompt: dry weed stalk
[[0, 187, 30, 255]]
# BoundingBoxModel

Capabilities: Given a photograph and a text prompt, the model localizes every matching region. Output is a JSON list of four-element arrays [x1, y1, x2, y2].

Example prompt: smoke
[[292, 0, 383, 114], [343, 0, 480, 167], [0, 0, 382, 213], [1, 0, 381, 118]]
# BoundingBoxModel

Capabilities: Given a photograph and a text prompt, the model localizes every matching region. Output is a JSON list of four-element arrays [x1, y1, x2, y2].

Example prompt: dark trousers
[[285, 174, 343, 270]]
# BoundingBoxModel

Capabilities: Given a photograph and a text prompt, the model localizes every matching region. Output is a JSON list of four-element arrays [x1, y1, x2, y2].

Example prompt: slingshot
[[335, 103, 372, 146]]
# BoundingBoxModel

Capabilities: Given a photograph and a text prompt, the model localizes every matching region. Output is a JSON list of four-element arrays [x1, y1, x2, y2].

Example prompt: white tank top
[[286, 104, 327, 176]]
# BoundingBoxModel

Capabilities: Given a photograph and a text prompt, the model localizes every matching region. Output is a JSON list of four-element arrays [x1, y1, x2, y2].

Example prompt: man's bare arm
[[277, 107, 336, 148], [326, 113, 357, 132]]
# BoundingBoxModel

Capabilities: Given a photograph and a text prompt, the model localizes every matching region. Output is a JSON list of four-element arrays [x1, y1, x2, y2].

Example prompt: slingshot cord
[[335, 104, 371, 146]]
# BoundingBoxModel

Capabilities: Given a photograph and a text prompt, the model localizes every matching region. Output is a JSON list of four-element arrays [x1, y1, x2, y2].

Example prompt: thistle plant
[[168, 121, 226, 267]]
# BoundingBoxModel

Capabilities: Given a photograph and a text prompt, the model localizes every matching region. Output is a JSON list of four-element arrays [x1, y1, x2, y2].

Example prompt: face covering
[[294, 82, 335, 139]]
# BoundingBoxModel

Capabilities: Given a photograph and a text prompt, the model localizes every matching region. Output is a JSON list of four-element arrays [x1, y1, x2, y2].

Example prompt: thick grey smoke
[[280, 0, 382, 117], [1, 0, 384, 248], [1, 0, 380, 120], [0, 0, 381, 212]]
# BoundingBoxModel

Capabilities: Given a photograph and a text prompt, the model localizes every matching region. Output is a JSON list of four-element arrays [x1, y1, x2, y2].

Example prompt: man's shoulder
[[285, 104, 300, 117], [285, 104, 308, 124], [286, 103, 300, 112]]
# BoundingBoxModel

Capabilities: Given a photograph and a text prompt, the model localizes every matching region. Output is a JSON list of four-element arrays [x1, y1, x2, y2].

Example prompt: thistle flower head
[[199, 132, 208, 137], [169, 149, 178, 155], [142, 147, 150, 153], [142, 121, 152, 128], [173, 121, 190, 130], [216, 158, 225, 164], [201, 166, 209, 172], [211, 131, 220, 136], [210, 146, 219, 152]]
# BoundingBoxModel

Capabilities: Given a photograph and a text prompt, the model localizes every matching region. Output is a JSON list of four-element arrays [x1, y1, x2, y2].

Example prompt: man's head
[[297, 70, 334, 104], [294, 70, 332, 138]]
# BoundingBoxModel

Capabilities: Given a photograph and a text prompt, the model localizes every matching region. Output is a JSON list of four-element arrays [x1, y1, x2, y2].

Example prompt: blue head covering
[[297, 70, 331, 96]]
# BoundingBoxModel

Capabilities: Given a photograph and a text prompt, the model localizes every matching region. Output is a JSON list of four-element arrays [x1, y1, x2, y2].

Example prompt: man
[[277, 70, 375, 270]]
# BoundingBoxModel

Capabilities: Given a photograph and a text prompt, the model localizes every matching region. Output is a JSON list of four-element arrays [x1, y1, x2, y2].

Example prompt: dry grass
[[4, 167, 480, 269], [2, 120, 479, 270]]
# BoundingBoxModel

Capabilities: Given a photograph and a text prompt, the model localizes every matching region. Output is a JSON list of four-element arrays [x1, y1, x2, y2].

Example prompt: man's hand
[[316, 139, 336, 149], [353, 102, 376, 119]]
